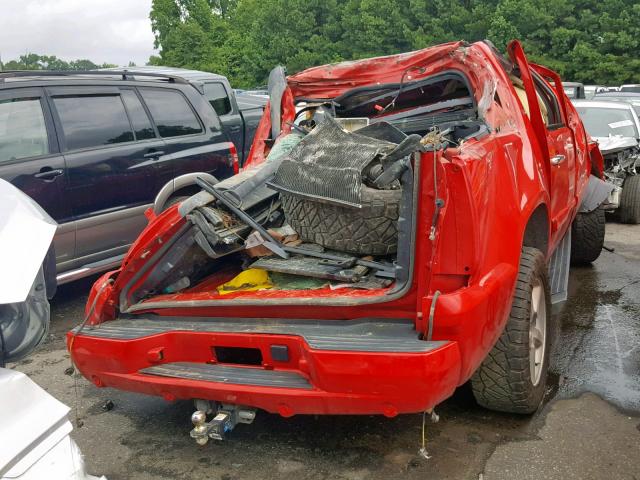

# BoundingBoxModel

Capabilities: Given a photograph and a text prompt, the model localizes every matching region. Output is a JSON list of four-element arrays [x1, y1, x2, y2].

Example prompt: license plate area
[[213, 346, 263, 366]]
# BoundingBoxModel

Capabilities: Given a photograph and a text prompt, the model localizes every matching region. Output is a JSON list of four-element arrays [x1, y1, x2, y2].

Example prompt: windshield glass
[[592, 96, 640, 116], [563, 87, 577, 98], [575, 106, 639, 138]]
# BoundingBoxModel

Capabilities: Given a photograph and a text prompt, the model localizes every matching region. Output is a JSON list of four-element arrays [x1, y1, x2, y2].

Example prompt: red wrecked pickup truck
[[68, 40, 609, 443]]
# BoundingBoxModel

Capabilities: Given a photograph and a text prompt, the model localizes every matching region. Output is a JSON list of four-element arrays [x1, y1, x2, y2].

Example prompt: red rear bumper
[[68, 327, 461, 416]]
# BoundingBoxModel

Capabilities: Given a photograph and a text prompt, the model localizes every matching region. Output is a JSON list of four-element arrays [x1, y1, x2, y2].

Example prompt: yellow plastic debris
[[216, 268, 272, 295]]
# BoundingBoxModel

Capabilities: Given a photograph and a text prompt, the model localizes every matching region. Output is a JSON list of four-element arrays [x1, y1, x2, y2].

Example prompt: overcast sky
[[0, 0, 157, 66]]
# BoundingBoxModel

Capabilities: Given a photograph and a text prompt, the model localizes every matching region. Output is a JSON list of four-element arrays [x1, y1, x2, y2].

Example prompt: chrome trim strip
[[56, 254, 124, 285]]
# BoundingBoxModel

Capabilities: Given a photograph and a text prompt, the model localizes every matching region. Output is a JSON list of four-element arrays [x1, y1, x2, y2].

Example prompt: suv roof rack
[[0, 70, 191, 84]]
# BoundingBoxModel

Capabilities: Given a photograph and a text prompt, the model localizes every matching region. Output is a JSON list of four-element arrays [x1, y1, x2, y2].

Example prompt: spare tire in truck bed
[[281, 186, 401, 255], [269, 117, 417, 256]]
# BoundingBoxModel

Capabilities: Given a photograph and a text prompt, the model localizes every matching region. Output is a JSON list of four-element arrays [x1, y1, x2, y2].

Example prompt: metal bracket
[[579, 175, 615, 213], [190, 403, 257, 445]]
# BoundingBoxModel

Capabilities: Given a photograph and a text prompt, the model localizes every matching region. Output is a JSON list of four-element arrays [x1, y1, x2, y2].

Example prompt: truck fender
[[153, 172, 220, 215], [579, 175, 614, 213]]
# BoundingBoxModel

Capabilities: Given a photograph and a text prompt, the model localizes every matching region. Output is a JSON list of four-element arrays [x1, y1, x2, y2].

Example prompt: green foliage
[[149, 0, 639, 87], [0, 53, 117, 71]]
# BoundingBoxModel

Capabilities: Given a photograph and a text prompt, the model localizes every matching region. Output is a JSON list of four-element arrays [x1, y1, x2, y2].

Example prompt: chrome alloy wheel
[[529, 280, 547, 387]]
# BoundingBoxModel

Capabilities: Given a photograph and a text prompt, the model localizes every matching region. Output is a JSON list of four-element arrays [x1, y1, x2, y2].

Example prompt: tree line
[[0, 53, 120, 71], [149, 0, 640, 88]]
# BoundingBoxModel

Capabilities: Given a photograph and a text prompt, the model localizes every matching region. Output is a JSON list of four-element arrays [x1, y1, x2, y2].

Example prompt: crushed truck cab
[[68, 40, 605, 432]]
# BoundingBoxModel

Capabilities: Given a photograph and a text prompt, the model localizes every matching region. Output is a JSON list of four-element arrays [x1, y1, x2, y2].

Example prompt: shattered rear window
[[334, 75, 472, 118]]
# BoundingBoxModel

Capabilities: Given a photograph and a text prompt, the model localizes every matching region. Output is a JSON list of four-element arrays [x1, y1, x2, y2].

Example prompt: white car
[[620, 84, 640, 93], [592, 92, 640, 115], [574, 100, 640, 223], [584, 85, 606, 99], [0, 179, 105, 480]]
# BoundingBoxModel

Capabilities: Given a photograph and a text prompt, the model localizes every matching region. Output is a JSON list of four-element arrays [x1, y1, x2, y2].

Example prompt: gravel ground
[[10, 223, 640, 480]]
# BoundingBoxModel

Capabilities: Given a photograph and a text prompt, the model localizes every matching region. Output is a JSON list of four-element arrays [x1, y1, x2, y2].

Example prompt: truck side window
[[139, 88, 203, 138], [510, 74, 549, 126], [204, 82, 232, 116], [120, 89, 156, 140], [53, 94, 134, 151], [532, 75, 563, 129], [0, 97, 49, 162]]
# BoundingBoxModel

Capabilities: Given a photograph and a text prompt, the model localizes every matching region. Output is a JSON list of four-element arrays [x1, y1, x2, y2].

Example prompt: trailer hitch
[[190, 400, 257, 445]]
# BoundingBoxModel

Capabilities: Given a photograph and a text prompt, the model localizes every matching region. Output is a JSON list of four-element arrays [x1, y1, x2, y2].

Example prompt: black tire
[[570, 207, 605, 265], [471, 247, 552, 414], [619, 175, 640, 224], [280, 186, 401, 255]]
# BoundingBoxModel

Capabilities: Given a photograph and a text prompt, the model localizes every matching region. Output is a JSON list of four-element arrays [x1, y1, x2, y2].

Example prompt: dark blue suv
[[0, 71, 237, 285]]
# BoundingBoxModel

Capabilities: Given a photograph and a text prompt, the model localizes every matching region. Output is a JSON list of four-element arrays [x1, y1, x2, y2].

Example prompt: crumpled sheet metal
[[0, 267, 49, 363], [579, 174, 615, 213], [179, 133, 304, 217], [0, 179, 56, 304], [287, 42, 464, 100], [268, 66, 287, 140], [218, 132, 304, 207], [0, 368, 106, 479], [478, 78, 497, 119], [269, 116, 398, 207]]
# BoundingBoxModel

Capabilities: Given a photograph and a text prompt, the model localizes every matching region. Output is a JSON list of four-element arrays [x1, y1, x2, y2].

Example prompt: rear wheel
[[471, 247, 552, 414], [570, 207, 605, 265], [619, 175, 640, 224]]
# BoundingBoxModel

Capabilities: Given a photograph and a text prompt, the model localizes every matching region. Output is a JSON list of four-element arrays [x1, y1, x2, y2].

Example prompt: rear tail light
[[229, 142, 240, 174]]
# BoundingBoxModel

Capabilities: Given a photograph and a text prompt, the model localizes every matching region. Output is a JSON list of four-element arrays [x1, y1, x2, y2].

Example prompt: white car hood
[[0, 369, 105, 479], [0, 180, 57, 304], [594, 135, 638, 155]]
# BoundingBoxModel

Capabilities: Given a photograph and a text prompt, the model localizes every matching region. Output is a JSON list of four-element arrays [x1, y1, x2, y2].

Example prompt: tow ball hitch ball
[[190, 400, 257, 445]]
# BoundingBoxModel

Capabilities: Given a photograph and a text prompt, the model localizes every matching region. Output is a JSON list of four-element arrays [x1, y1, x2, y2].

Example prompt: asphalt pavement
[[11, 222, 640, 480]]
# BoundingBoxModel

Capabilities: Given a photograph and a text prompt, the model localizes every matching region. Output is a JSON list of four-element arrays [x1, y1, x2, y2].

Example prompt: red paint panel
[[69, 40, 595, 417], [69, 331, 461, 415]]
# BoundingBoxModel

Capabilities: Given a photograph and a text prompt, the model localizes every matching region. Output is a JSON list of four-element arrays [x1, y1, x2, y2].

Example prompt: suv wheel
[[570, 206, 605, 265], [619, 175, 640, 224], [471, 247, 552, 414]]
